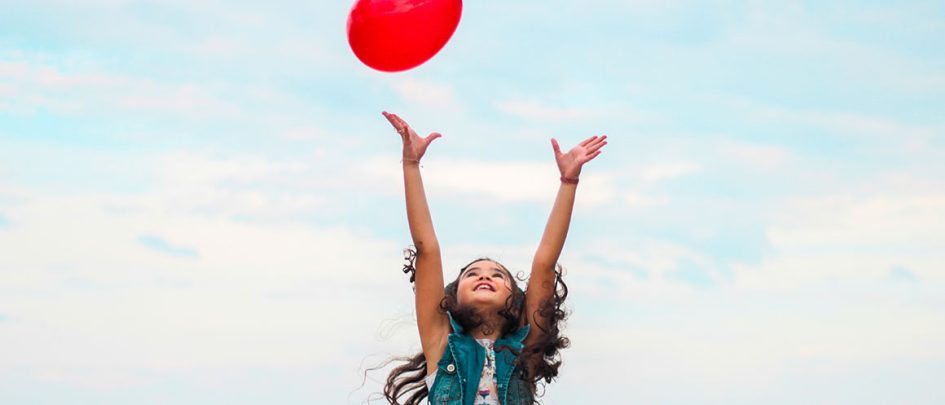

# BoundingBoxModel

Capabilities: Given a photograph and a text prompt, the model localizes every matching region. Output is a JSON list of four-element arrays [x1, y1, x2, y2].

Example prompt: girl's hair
[[383, 248, 570, 404]]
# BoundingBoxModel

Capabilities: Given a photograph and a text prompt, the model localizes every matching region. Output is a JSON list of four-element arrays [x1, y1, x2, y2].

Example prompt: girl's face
[[456, 260, 514, 311]]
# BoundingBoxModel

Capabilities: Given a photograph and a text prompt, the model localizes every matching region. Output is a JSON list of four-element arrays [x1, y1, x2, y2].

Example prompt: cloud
[[0, 149, 397, 289], [781, 110, 938, 141], [666, 259, 714, 288], [718, 139, 792, 171], [280, 126, 331, 140], [361, 156, 616, 205], [496, 100, 595, 121], [732, 186, 945, 291], [0, 50, 345, 145], [0, 57, 239, 119], [0, 177, 409, 396], [140, 150, 335, 221], [768, 193, 945, 251], [700, 92, 941, 143], [574, 237, 726, 300], [391, 78, 462, 112], [362, 157, 698, 211], [614, 161, 703, 209], [899, 73, 945, 93], [137, 234, 199, 258], [637, 161, 701, 183], [623, 192, 669, 208], [561, 284, 945, 403], [698, 93, 942, 156], [888, 266, 918, 283]]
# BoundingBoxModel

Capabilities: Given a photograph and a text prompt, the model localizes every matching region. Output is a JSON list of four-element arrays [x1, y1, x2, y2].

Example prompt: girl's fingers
[[383, 111, 399, 126], [382, 112, 398, 127], [394, 114, 409, 129], [579, 135, 599, 147], [551, 138, 562, 155], [383, 112, 407, 134], [587, 141, 608, 154]]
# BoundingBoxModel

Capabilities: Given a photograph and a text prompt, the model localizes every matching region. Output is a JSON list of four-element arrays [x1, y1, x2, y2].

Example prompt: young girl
[[380, 111, 606, 405]]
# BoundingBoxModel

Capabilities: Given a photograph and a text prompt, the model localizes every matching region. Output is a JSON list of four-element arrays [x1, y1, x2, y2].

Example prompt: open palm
[[552, 135, 608, 179], [383, 111, 442, 161]]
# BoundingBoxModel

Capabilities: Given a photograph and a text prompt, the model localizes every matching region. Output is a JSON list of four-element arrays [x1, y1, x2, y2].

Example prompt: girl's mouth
[[474, 282, 495, 292]]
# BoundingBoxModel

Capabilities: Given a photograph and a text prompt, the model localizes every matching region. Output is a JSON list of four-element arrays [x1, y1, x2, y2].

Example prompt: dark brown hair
[[381, 248, 570, 404]]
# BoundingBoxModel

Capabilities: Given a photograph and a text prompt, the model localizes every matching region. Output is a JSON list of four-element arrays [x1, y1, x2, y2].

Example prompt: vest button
[[446, 364, 456, 373]]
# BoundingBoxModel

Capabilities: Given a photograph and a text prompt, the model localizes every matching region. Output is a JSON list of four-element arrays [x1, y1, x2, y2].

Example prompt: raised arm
[[382, 111, 450, 368], [524, 135, 607, 346]]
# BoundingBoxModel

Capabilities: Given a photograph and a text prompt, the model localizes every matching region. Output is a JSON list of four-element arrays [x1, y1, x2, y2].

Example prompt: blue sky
[[2, 1, 944, 403]]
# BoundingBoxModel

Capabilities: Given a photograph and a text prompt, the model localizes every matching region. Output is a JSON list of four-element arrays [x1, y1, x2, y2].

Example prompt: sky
[[1, 0, 944, 403]]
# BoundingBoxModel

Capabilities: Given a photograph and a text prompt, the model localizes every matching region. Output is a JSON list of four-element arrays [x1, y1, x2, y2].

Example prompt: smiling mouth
[[474, 283, 495, 292]]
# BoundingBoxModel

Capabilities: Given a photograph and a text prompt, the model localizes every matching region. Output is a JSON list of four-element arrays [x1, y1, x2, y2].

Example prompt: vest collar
[[447, 311, 530, 349]]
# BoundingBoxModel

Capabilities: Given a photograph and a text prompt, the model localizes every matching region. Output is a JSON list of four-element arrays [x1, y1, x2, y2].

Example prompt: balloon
[[347, 0, 463, 72]]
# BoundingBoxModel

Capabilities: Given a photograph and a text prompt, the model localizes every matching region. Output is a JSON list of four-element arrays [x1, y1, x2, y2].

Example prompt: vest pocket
[[430, 369, 462, 404], [506, 373, 534, 405]]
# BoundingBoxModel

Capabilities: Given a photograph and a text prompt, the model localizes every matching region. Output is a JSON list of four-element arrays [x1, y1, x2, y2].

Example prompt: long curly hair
[[381, 247, 570, 404]]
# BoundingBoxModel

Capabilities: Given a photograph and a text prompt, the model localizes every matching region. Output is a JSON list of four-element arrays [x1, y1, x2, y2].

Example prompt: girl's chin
[[461, 298, 504, 308]]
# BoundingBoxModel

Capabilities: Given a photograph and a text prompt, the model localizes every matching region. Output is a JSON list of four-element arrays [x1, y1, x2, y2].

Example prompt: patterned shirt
[[473, 338, 500, 405]]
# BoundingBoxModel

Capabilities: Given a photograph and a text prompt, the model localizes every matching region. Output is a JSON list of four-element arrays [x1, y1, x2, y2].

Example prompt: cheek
[[455, 281, 471, 304], [502, 283, 514, 299]]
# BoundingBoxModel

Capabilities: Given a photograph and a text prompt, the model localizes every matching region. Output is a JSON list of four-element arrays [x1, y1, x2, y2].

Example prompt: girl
[[381, 111, 606, 405]]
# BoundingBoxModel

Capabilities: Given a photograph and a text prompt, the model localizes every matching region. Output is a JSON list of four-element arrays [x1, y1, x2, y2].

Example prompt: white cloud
[[698, 93, 942, 155], [496, 100, 595, 121], [361, 156, 697, 213], [704, 94, 939, 143], [560, 285, 945, 403], [281, 126, 331, 140], [779, 109, 938, 141], [0, 49, 346, 145], [770, 194, 945, 248], [732, 187, 945, 291], [391, 78, 462, 112], [361, 156, 616, 205], [0, 176, 409, 395], [563, 236, 729, 305], [899, 73, 945, 93], [638, 161, 701, 183], [623, 191, 669, 208], [0, 58, 239, 119], [718, 139, 792, 171]]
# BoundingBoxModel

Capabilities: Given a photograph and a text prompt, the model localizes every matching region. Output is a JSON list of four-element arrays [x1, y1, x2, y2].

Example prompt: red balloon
[[347, 0, 463, 72]]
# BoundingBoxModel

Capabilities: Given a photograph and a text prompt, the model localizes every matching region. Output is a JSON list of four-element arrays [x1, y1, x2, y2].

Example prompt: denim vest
[[428, 314, 533, 405]]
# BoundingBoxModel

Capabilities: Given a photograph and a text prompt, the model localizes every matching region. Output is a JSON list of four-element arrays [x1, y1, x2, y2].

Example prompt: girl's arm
[[524, 135, 607, 347], [382, 112, 450, 368]]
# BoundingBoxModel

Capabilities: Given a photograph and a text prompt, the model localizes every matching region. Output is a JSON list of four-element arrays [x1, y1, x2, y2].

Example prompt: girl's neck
[[469, 316, 502, 340], [470, 328, 499, 341]]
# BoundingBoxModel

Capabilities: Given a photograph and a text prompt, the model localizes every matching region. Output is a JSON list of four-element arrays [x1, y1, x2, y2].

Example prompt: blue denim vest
[[428, 314, 533, 405]]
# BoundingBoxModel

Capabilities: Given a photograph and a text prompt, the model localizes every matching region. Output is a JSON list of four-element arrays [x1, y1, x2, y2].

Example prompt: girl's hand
[[383, 111, 442, 162], [551, 135, 607, 179]]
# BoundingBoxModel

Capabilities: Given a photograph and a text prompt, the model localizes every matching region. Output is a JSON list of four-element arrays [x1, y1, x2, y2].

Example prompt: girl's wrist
[[560, 175, 579, 184]]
